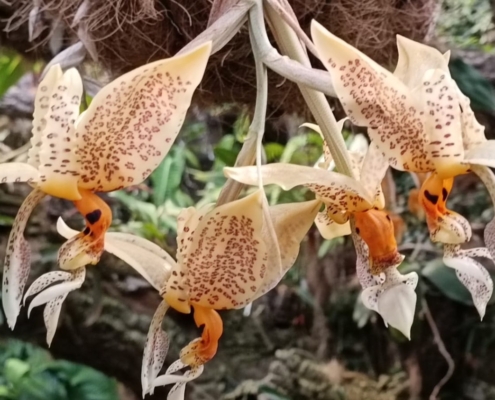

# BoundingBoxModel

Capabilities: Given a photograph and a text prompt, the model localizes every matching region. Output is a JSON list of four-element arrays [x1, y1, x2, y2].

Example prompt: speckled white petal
[[75, 42, 212, 192], [311, 20, 430, 172], [443, 245, 493, 319], [359, 141, 388, 208], [465, 141, 495, 168], [2, 188, 46, 329], [315, 209, 351, 240], [352, 231, 375, 290], [37, 67, 83, 201], [56, 217, 79, 239], [0, 163, 39, 184], [142, 300, 170, 397], [429, 211, 472, 245], [28, 64, 63, 168], [152, 362, 204, 400]]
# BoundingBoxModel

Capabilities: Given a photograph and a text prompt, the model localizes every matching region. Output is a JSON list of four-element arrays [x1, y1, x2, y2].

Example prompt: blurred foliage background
[[2, 0, 495, 399]]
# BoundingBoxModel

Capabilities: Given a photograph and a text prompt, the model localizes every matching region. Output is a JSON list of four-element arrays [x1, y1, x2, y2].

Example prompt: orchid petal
[[444, 245, 493, 319], [104, 236, 173, 291], [464, 141, 495, 168], [56, 216, 79, 239], [0, 163, 39, 184], [452, 82, 486, 151], [142, 300, 170, 396], [311, 20, 429, 172], [2, 188, 46, 329], [255, 199, 321, 298], [169, 190, 267, 311], [315, 209, 351, 240], [23, 270, 72, 304], [224, 164, 374, 215], [394, 35, 449, 90], [429, 211, 471, 244], [152, 362, 204, 400], [360, 141, 388, 208], [28, 64, 63, 169], [420, 69, 465, 177], [351, 231, 375, 289], [57, 231, 103, 270], [26, 267, 85, 345], [75, 42, 212, 193], [301, 120, 349, 163], [37, 67, 83, 201]]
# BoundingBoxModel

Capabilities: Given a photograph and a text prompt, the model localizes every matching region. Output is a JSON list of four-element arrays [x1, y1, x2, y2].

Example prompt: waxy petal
[[444, 245, 493, 319], [25, 267, 86, 345], [152, 361, 204, 400], [38, 67, 83, 201], [2, 188, 46, 329], [420, 69, 465, 178], [0, 163, 39, 184], [169, 190, 266, 311], [142, 300, 170, 396], [28, 64, 63, 169], [352, 231, 375, 289], [360, 141, 388, 208], [57, 231, 103, 270], [75, 42, 212, 193], [464, 140, 495, 169], [429, 211, 472, 244], [394, 35, 450, 90], [224, 164, 374, 217], [311, 20, 430, 172], [315, 210, 351, 240]]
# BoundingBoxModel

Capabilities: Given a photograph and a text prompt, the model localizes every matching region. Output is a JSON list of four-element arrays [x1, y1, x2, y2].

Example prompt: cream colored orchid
[[224, 124, 419, 337], [141, 190, 320, 398], [24, 218, 174, 346], [1, 42, 212, 329], [311, 21, 493, 318]]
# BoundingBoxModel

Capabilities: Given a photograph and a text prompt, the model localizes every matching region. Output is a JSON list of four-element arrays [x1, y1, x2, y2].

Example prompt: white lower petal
[[351, 231, 375, 289], [152, 363, 204, 400], [0, 163, 39, 184], [56, 217, 79, 239], [2, 188, 46, 329], [142, 300, 170, 397]]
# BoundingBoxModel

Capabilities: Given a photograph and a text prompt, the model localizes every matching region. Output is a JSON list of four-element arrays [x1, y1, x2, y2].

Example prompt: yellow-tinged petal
[[420, 69, 466, 178], [2, 188, 46, 329], [0, 163, 39, 184], [464, 140, 495, 168], [311, 20, 430, 172], [360, 142, 388, 208], [429, 210, 471, 244], [255, 199, 321, 298], [28, 64, 63, 169], [394, 35, 449, 90], [166, 190, 266, 311], [315, 209, 351, 240], [224, 164, 374, 215], [75, 42, 212, 192], [37, 67, 83, 201]]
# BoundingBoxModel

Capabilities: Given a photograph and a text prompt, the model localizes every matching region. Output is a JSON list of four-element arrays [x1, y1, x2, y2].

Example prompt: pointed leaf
[[74, 42, 212, 192], [2, 188, 46, 329], [311, 20, 430, 172]]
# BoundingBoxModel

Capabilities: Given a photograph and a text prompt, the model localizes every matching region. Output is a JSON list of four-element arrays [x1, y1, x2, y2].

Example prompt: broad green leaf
[[0, 51, 26, 98], [213, 147, 239, 166], [4, 359, 29, 383]]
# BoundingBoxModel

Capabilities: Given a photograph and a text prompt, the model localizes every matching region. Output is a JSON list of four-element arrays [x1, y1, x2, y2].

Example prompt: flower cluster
[[1, 16, 494, 400]]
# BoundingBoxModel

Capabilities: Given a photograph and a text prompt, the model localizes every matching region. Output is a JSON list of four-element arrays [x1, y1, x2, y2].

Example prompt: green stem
[[261, 0, 354, 177]]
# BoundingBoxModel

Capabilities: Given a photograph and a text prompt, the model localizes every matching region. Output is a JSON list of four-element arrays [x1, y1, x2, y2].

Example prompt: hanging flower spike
[[23, 217, 174, 346], [1, 41, 212, 329], [141, 190, 320, 398]]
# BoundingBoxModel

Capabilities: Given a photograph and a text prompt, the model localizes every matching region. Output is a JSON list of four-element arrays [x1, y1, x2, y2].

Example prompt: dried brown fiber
[[2, 0, 440, 112]]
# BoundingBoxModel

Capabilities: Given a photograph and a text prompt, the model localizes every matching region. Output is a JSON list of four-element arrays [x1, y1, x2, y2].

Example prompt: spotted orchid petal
[[361, 268, 418, 339], [255, 199, 321, 298], [165, 190, 267, 312], [24, 267, 86, 346], [429, 210, 472, 245], [394, 35, 450, 90], [443, 245, 493, 319], [352, 231, 375, 289], [74, 42, 212, 193], [360, 141, 388, 209], [56, 217, 173, 291], [470, 165, 495, 259], [37, 66, 84, 201], [0, 163, 39, 184], [2, 188, 46, 329], [311, 20, 430, 173], [151, 360, 204, 400], [224, 164, 374, 221], [142, 300, 170, 397], [315, 210, 351, 240]]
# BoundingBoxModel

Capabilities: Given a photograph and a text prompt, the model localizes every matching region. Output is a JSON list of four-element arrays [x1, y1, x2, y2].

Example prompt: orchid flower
[[311, 21, 493, 317], [141, 190, 320, 398], [224, 123, 419, 337], [1, 42, 212, 329], [24, 218, 174, 346]]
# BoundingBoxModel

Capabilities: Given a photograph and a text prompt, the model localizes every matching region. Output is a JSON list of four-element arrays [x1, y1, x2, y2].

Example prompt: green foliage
[[450, 57, 495, 112], [0, 50, 29, 99], [0, 340, 118, 400]]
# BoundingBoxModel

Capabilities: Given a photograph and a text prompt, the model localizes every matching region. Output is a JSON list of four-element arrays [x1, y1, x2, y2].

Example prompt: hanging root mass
[[2, 0, 439, 112]]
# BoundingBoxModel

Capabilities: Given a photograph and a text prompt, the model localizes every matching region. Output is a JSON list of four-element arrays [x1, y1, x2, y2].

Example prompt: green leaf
[[112, 191, 158, 225], [450, 57, 495, 112], [213, 147, 238, 166], [0, 51, 26, 99], [4, 359, 30, 383], [422, 259, 474, 306], [150, 145, 186, 207], [264, 142, 285, 162]]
